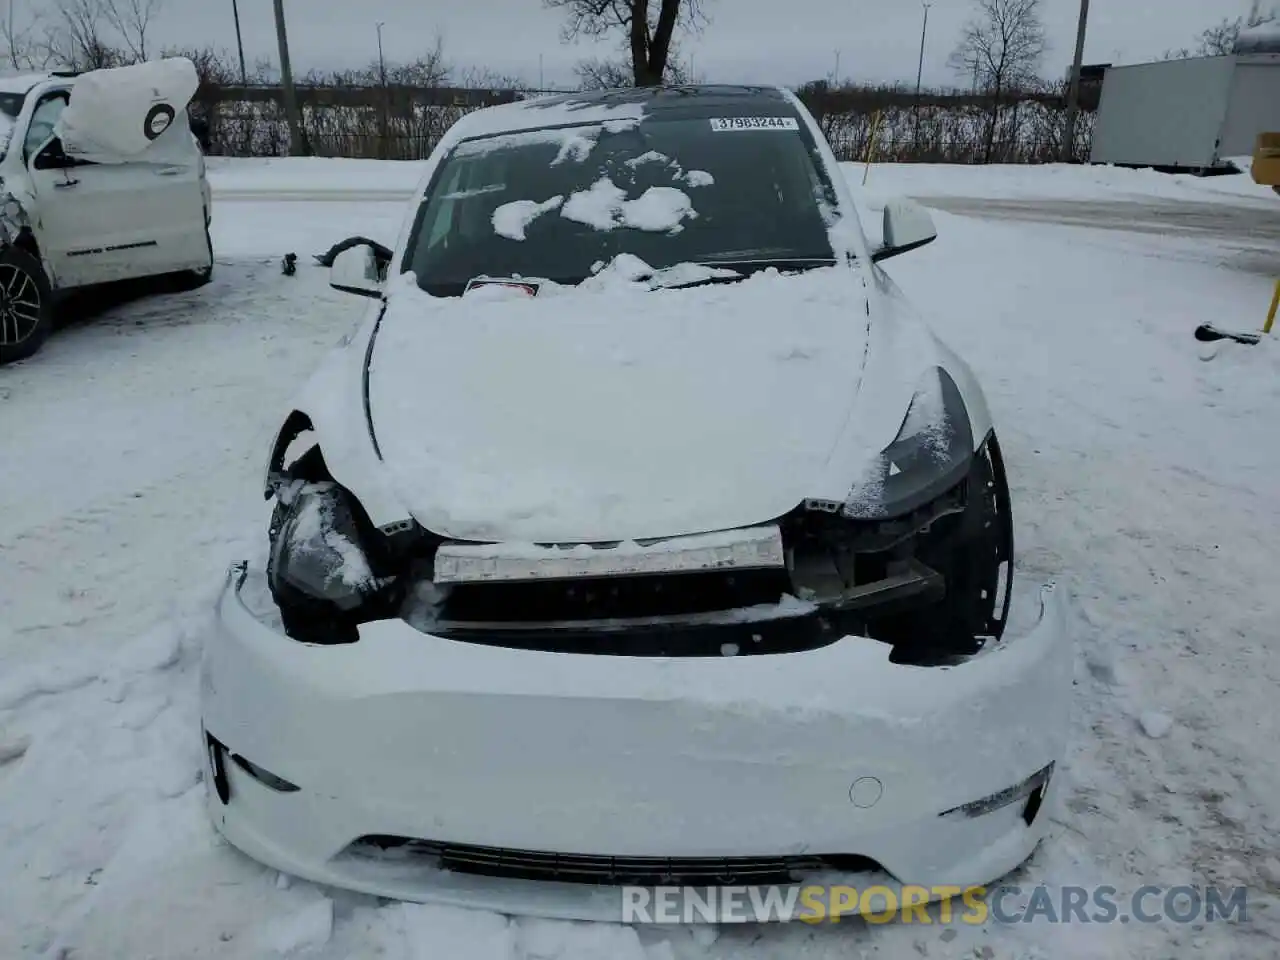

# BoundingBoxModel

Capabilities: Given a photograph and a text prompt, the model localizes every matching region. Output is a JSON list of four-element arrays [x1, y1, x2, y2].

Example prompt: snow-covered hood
[[365, 267, 929, 542]]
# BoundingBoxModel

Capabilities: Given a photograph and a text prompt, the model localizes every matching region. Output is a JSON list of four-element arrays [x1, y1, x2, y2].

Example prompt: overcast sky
[[120, 0, 1260, 89]]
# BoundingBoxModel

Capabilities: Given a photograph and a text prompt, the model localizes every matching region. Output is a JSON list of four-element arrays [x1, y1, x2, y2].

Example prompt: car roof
[[447, 84, 797, 144], [0, 73, 53, 95]]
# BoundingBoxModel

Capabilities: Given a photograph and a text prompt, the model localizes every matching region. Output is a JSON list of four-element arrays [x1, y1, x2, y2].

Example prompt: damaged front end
[[0, 188, 31, 248], [263, 426, 1013, 667]]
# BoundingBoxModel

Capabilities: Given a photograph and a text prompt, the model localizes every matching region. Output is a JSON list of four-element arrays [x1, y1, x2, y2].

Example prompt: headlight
[[267, 481, 385, 611], [841, 368, 974, 519]]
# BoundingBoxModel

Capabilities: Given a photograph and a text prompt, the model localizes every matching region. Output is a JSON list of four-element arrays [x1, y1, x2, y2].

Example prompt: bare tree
[[102, 0, 162, 61], [300, 35, 449, 89], [574, 56, 632, 90], [545, 0, 707, 86], [48, 0, 126, 70], [949, 0, 1046, 162], [1, 0, 45, 69], [457, 65, 528, 91], [1162, 10, 1276, 60], [1197, 12, 1275, 56], [573, 45, 690, 90]]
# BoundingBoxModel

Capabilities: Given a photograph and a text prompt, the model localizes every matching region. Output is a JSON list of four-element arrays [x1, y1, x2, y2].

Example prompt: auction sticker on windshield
[[709, 117, 800, 132]]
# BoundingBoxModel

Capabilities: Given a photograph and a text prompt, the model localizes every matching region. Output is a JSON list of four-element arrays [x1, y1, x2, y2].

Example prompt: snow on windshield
[[493, 135, 703, 240], [409, 114, 841, 292], [560, 177, 695, 234], [578, 252, 740, 289], [622, 150, 714, 188], [625, 150, 669, 168], [492, 195, 565, 240]]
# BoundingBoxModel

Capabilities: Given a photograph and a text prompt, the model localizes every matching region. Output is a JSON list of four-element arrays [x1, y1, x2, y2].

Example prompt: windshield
[[0, 92, 24, 160], [403, 114, 842, 295]]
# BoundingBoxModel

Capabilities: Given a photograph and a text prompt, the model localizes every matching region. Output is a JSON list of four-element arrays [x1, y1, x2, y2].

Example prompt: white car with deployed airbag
[[201, 85, 1072, 922], [0, 58, 213, 365]]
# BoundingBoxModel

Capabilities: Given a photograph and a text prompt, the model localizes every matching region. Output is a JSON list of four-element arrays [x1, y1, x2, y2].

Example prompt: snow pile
[[560, 177, 696, 233], [492, 195, 564, 240], [367, 263, 913, 543], [1138, 710, 1174, 739]]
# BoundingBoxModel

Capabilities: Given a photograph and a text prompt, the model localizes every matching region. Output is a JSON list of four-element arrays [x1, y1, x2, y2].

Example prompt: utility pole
[[231, 0, 247, 85], [1062, 0, 1090, 162], [913, 2, 932, 149], [834, 50, 841, 83], [376, 21, 389, 160], [376, 21, 386, 85], [914, 2, 931, 98], [272, 0, 308, 156]]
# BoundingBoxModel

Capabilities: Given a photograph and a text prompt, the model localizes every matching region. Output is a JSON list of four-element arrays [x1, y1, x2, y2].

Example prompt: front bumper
[[200, 563, 1073, 923]]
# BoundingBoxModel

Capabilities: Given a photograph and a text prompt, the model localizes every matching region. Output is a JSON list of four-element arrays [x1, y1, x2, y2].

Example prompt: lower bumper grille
[[349, 836, 878, 886]]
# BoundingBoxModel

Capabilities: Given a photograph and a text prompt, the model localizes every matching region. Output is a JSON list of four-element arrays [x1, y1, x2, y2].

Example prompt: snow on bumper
[[200, 563, 1073, 923]]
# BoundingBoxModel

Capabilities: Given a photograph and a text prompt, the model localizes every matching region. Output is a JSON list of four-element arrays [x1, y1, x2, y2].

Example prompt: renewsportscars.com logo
[[620, 884, 1251, 925]]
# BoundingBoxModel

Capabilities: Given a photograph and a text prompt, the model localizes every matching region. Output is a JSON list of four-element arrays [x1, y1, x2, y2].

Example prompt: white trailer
[[1089, 51, 1280, 171]]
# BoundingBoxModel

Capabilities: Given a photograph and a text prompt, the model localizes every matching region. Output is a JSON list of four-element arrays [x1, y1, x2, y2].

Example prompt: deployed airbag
[[54, 57, 199, 162]]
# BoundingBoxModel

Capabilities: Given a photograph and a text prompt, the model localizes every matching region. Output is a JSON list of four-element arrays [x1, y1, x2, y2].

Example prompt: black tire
[[0, 246, 54, 366]]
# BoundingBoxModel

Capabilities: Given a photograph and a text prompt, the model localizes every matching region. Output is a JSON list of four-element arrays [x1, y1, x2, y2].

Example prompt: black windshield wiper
[[654, 257, 837, 291], [654, 272, 748, 291], [699, 253, 838, 268]]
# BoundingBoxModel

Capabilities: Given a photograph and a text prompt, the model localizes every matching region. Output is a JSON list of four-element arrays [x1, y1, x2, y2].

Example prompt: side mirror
[[873, 198, 938, 263], [330, 243, 383, 298]]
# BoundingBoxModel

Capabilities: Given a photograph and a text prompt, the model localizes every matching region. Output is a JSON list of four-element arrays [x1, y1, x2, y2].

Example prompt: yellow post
[[862, 110, 883, 186], [1265, 279, 1280, 335]]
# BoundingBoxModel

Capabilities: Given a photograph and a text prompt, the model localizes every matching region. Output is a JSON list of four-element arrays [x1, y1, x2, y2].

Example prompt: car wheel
[[0, 247, 54, 366]]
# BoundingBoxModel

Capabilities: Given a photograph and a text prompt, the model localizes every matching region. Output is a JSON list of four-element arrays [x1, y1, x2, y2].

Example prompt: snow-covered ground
[[207, 155, 1280, 205], [2, 158, 1279, 959], [856, 156, 1280, 204]]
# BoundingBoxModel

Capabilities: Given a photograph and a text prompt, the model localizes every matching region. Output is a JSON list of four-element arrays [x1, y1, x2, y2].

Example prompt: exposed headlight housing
[[839, 368, 974, 519], [267, 481, 389, 613]]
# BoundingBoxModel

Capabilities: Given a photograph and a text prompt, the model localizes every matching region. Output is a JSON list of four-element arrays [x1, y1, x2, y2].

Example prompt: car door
[[26, 91, 208, 289]]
